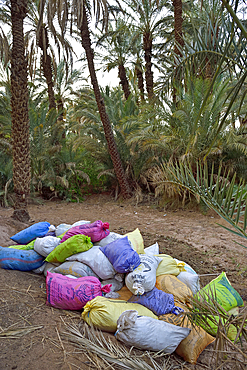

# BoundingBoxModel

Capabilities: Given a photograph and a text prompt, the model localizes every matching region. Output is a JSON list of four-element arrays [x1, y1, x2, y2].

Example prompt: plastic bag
[[144, 242, 159, 255], [34, 236, 61, 257], [81, 296, 157, 332], [94, 232, 122, 247], [10, 221, 51, 244], [128, 287, 176, 316], [101, 278, 124, 292], [155, 274, 193, 304], [177, 271, 200, 295], [195, 272, 243, 311], [156, 254, 186, 276], [55, 224, 72, 237], [124, 228, 144, 254], [115, 310, 190, 353], [61, 220, 110, 243], [54, 261, 99, 278], [0, 246, 44, 271], [66, 245, 116, 280], [46, 272, 111, 310], [46, 234, 93, 263], [100, 236, 140, 273], [159, 302, 215, 363], [125, 254, 162, 295]]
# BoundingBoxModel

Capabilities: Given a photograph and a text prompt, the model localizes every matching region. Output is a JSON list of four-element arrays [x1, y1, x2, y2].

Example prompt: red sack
[[61, 220, 110, 243], [46, 272, 111, 310]]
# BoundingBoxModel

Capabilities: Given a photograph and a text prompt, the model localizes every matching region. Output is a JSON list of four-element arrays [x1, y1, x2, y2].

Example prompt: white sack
[[174, 258, 197, 274], [177, 271, 200, 295], [125, 254, 162, 295], [55, 223, 72, 237], [54, 261, 99, 278], [71, 220, 91, 227], [101, 278, 124, 292], [94, 232, 122, 247], [34, 236, 61, 257], [115, 310, 190, 353], [44, 262, 60, 276], [144, 242, 159, 255], [32, 262, 46, 274], [66, 245, 116, 280]]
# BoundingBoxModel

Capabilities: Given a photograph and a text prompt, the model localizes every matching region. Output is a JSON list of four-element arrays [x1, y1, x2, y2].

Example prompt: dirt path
[[0, 194, 246, 370]]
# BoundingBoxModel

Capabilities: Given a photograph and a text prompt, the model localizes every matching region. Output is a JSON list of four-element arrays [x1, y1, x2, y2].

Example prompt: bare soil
[[0, 194, 247, 370]]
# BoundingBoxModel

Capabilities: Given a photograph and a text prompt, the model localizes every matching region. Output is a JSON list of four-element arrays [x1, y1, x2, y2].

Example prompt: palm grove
[[1, 0, 247, 230]]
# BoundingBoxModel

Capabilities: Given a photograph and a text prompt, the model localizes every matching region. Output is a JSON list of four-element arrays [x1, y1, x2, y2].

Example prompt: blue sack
[[128, 287, 176, 316], [100, 236, 140, 273], [10, 221, 51, 244], [0, 246, 45, 271]]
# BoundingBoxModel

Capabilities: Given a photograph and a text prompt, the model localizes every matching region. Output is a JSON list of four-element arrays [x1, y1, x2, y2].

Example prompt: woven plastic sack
[[128, 287, 176, 316], [10, 221, 51, 244], [46, 272, 111, 310], [66, 245, 116, 280], [81, 296, 157, 332], [55, 224, 72, 237], [175, 258, 198, 275], [45, 234, 93, 263], [100, 236, 140, 273], [124, 228, 144, 254], [115, 286, 133, 301], [54, 261, 99, 278], [101, 278, 124, 292], [144, 242, 159, 255], [177, 271, 200, 295], [0, 246, 44, 271], [155, 274, 193, 304], [94, 232, 122, 247], [34, 236, 61, 257], [115, 310, 190, 353], [44, 262, 60, 276], [156, 254, 186, 276], [195, 272, 243, 311], [159, 302, 215, 363], [125, 254, 162, 295], [61, 220, 110, 243]]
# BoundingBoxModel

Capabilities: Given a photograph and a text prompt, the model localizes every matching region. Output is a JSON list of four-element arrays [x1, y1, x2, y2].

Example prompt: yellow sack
[[82, 296, 157, 333], [159, 302, 215, 364], [155, 254, 186, 276], [124, 228, 144, 254], [156, 274, 193, 304]]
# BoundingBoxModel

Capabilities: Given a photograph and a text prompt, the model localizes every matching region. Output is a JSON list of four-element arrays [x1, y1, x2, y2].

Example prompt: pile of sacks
[[0, 219, 244, 364]]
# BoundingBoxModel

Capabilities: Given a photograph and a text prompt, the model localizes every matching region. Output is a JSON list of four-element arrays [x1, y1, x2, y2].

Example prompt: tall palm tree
[[41, 0, 132, 198], [10, 0, 30, 221]]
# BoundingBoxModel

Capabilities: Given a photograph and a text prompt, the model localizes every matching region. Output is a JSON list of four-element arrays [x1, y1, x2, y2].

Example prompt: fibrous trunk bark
[[135, 62, 145, 103], [10, 0, 30, 222], [143, 32, 154, 102], [80, 5, 132, 198], [118, 63, 131, 100], [173, 0, 184, 106]]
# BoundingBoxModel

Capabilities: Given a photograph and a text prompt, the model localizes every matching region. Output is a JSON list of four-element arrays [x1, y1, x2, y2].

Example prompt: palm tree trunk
[[118, 64, 131, 100], [38, 26, 56, 111], [80, 5, 132, 198], [10, 0, 30, 222], [173, 0, 184, 105], [135, 62, 145, 103], [143, 31, 154, 102]]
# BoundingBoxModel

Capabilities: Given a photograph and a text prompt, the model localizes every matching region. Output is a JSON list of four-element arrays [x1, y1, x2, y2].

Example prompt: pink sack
[[61, 220, 110, 243], [46, 271, 111, 310]]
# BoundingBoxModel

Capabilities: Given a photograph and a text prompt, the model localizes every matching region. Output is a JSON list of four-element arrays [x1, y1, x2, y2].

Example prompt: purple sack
[[100, 236, 140, 273], [61, 220, 110, 243], [128, 287, 176, 316], [46, 272, 111, 310]]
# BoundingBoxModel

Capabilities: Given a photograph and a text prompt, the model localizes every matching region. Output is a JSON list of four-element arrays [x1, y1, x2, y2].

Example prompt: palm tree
[[41, 0, 132, 198], [10, 0, 30, 221], [96, 17, 132, 100], [121, 0, 169, 103]]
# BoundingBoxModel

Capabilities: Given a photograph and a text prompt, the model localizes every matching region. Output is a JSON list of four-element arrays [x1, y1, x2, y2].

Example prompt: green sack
[[195, 272, 243, 311], [196, 314, 238, 341], [45, 234, 93, 263], [8, 239, 36, 250]]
